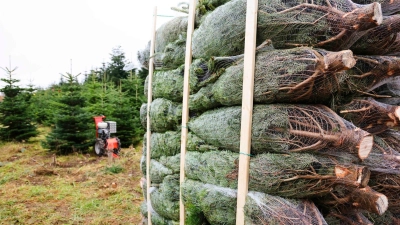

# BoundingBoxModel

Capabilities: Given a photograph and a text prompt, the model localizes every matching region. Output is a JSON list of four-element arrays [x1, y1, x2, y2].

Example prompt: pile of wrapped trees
[[138, 0, 400, 224]]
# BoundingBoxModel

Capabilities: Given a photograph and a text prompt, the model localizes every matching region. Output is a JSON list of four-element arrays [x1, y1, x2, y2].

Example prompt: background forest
[[0, 46, 147, 154]]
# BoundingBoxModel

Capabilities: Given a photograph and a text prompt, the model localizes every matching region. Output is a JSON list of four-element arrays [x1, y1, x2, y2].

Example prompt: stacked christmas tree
[[139, 0, 400, 224]]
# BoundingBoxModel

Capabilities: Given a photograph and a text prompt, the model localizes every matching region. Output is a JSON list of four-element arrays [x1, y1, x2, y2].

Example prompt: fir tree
[[118, 71, 146, 146], [106, 46, 129, 86], [82, 71, 119, 117], [109, 87, 140, 147], [43, 72, 92, 154], [0, 66, 38, 141], [30, 86, 61, 126]]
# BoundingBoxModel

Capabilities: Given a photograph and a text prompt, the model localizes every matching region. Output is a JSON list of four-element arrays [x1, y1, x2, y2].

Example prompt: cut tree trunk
[[349, 187, 388, 215], [319, 186, 388, 215], [338, 97, 400, 134]]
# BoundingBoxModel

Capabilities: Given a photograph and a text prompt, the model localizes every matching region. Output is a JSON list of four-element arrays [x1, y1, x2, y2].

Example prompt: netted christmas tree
[[138, 0, 400, 224]]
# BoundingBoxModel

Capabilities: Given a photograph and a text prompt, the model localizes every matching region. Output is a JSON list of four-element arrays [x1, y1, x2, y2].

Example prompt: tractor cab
[[93, 115, 121, 157]]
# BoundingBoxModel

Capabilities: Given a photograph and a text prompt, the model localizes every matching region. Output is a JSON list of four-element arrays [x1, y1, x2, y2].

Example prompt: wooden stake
[[236, 0, 258, 224], [180, 0, 197, 224], [147, 6, 157, 225]]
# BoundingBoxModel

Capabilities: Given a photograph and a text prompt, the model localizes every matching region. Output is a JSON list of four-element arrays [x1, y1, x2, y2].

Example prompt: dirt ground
[[0, 140, 144, 224]]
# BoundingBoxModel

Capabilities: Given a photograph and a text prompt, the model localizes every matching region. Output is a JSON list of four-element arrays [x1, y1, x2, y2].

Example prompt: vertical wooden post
[[146, 6, 157, 225], [236, 0, 258, 224], [180, 0, 197, 224]]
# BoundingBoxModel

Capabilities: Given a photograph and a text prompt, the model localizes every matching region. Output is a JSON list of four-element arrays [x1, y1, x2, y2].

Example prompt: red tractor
[[93, 115, 121, 157]]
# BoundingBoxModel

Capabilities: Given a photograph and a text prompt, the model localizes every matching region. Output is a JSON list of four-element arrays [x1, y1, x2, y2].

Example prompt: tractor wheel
[[94, 139, 105, 156]]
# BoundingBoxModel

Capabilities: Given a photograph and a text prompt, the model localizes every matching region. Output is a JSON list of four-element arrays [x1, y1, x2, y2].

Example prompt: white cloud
[[0, 0, 186, 88]]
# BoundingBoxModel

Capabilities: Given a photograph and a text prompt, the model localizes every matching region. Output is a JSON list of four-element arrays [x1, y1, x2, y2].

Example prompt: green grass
[[0, 126, 144, 224], [105, 164, 124, 174]]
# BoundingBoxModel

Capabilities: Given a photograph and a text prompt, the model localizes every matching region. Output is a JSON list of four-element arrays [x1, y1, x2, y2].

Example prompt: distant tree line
[[0, 46, 147, 154]]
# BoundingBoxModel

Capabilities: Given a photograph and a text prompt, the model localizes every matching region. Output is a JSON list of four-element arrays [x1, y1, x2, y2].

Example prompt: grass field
[[0, 127, 144, 224]]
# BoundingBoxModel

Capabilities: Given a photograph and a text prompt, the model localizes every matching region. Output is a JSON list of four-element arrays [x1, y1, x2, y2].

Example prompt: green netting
[[155, 16, 188, 66], [181, 179, 328, 225], [142, 131, 182, 159], [140, 201, 179, 225], [137, 41, 150, 69], [185, 151, 238, 189], [160, 35, 187, 70], [188, 104, 370, 156], [182, 179, 237, 225], [142, 131, 218, 159], [140, 157, 173, 184], [140, 103, 147, 129], [144, 66, 198, 102], [150, 174, 180, 221], [192, 0, 247, 58], [196, 0, 233, 24], [158, 154, 182, 174], [139, 98, 182, 133], [137, 16, 187, 70], [189, 84, 219, 112]]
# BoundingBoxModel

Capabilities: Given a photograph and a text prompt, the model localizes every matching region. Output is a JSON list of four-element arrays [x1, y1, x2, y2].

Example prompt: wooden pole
[[180, 0, 197, 224], [236, 0, 258, 224], [146, 6, 157, 225]]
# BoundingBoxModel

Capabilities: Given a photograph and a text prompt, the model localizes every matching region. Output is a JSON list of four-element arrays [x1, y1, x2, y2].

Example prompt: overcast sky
[[0, 0, 186, 89]]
